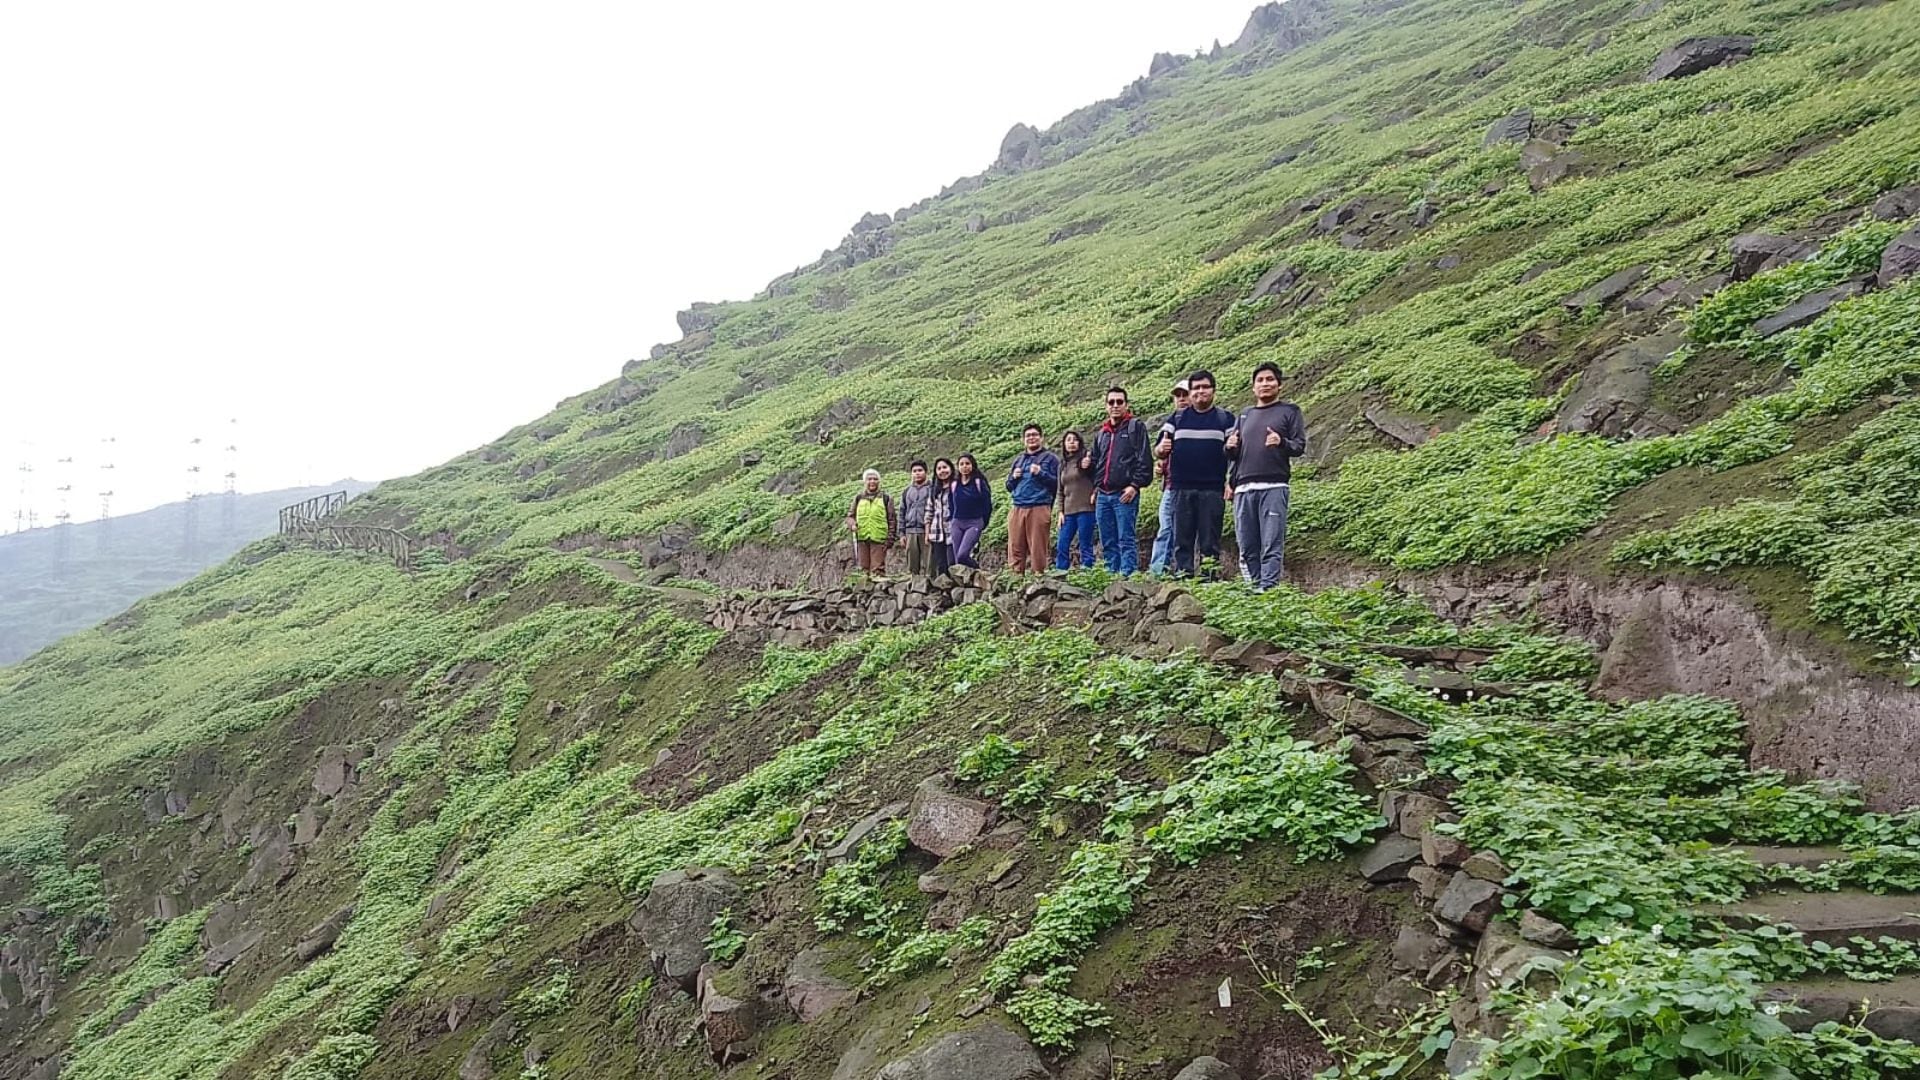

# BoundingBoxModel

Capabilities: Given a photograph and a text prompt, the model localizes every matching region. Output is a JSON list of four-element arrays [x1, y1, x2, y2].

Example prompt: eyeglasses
[[1105, 399, 1126, 406]]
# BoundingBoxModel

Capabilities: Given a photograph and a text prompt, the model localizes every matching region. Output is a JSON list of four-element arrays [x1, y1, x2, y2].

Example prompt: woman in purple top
[[947, 453, 992, 568]]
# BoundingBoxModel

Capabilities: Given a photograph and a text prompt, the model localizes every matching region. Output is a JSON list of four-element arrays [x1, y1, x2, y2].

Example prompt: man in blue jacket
[[1005, 424, 1060, 574], [1084, 386, 1153, 574]]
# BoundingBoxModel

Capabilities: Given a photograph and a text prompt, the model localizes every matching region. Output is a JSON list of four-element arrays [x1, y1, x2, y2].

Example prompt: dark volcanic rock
[[1645, 36, 1757, 82]]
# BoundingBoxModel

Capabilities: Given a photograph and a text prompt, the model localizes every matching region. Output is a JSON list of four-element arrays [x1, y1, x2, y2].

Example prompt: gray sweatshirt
[[1226, 401, 1307, 486], [899, 480, 933, 532]]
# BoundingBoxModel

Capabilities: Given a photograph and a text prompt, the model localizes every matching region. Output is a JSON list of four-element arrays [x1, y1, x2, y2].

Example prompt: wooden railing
[[278, 490, 414, 571], [278, 490, 349, 533]]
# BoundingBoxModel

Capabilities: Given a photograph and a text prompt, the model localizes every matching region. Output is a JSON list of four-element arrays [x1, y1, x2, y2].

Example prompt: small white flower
[[1763, 1002, 1781, 1015], [1598, 935, 1613, 945], [1650, 924, 1663, 938]]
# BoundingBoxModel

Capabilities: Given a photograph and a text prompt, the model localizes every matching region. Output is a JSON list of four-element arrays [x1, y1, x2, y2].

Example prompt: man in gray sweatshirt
[[899, 461, 933, 577], [1224, 361, 1307, 589]]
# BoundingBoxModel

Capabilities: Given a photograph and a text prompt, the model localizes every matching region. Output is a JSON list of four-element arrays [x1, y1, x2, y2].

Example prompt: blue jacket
[[1004, 450, 1061, 508], [948, 475, 993, 521]]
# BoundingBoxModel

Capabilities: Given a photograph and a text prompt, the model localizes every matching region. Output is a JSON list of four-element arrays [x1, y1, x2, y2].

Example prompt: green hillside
[[4, 1, 1920, 1078], [0, 483, 372, 666]]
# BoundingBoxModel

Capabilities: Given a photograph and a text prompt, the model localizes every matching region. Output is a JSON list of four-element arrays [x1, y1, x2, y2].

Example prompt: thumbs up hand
[[1225, 428, 1240, 450], [1264, 426, 1282, 447]]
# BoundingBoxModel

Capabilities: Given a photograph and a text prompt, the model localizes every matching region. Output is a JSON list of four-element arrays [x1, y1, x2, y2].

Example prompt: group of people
[[845, 363, 1307, 589]]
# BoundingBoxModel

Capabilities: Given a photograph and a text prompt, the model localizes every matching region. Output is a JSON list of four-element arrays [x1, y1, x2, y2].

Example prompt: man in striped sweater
[[1154, 370, 1236, 577]]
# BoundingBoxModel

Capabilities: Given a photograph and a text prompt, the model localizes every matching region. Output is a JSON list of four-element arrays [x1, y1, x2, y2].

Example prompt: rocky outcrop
[[294, 903, 355, 962], [1645, 36, 1756, 82], [996, 123, 1044, 172], [1231, 0, 1336, 56], [629, 867, 741, 993]]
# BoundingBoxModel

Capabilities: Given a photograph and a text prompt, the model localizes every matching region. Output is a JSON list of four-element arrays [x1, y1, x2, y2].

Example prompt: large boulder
[[628, 867, 741, 992], [1645, 36, 1756, 82], [907, 776, 994, 858], [876, 1022, 1050, 1080], [1878, 226, 1920, 289], [1555, 333, 1682, 439]]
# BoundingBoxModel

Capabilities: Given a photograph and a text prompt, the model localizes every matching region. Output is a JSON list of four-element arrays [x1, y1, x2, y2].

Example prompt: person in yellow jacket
[[845, 468, 899, 575]]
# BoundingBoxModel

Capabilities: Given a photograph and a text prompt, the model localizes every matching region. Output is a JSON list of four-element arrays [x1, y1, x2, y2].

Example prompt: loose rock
[[628, 867, 742, 992], [1359, 834, 1425, 883], [1173, 1057, 1241, 1080], [907, 776, 994, 858], [1433, 873, 1506, 933]]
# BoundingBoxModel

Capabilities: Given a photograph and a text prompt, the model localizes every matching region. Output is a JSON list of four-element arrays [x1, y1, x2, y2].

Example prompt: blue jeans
[[1149, 489, 1175, 573], [1094, 493, 1139, 574], [1054, 511, 1096, 570]]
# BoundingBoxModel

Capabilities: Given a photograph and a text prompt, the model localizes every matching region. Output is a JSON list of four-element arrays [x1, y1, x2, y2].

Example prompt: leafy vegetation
[[7, 0, 1920, 1074]]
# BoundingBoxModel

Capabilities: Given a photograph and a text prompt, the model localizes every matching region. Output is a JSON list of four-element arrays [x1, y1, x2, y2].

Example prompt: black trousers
[[1170, 487, 1224, 576], [929, 540, 952, 578]]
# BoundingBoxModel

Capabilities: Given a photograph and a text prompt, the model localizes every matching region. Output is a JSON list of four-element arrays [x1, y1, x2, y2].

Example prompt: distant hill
[[0, 481, 371, 664]]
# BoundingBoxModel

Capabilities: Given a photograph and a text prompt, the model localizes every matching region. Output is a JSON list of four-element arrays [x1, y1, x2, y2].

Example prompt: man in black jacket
[[1084, 385, 1153, 574]]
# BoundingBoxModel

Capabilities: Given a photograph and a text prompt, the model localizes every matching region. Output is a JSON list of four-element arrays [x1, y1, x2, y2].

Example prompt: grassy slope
[[345, 0, 1919, 651], [4, 0, 1920, 1076]]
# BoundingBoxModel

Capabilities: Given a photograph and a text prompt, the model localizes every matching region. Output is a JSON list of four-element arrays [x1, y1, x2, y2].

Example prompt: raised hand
[[1028, 462, 1041, 476], [1080, 455, 1092, 471], [1264, 426, 1282, 447], [1226, 428, 1241, 450]]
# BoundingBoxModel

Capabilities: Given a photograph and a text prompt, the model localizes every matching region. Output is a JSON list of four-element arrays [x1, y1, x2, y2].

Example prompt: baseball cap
[[1172, 379, 1191, 394]]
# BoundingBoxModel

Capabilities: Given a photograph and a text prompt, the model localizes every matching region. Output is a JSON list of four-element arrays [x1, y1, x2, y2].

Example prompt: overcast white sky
[[1, 1, 1258, 528]]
